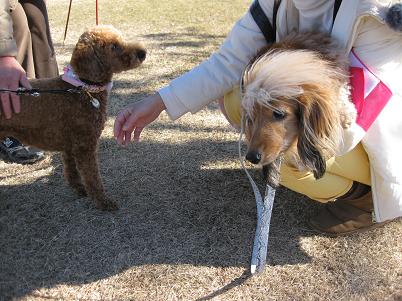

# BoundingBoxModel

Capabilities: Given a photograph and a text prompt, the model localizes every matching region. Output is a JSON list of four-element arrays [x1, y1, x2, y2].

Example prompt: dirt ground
[[1, 1, 401, 300]]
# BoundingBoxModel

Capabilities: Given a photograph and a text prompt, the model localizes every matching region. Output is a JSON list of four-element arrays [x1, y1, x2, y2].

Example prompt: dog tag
[[90, 98, 100, 108]]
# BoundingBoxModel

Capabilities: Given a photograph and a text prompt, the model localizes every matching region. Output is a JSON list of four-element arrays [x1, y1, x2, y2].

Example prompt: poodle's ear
[[70, 32, 110, 83], [296, 84, 340, 179]]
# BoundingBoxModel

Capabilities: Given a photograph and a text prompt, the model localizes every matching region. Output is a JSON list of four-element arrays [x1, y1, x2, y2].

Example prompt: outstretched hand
[[0, 56, 31, 119], [114, 93, 166, 145]]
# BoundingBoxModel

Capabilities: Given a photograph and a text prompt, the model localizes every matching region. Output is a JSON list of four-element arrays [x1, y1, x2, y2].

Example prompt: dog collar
[[62, 64, 113, 94]]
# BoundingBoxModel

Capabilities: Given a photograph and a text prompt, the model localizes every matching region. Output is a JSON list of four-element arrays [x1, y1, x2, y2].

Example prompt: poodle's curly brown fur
[[0, 25, 146, 210]]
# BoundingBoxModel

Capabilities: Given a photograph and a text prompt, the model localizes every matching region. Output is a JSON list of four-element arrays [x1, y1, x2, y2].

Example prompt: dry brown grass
[[1, 0, 401, 300]]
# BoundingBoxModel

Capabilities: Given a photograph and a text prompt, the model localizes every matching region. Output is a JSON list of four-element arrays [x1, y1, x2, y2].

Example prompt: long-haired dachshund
[[0, 25, 146, 210], [242, 32, 356, 187]]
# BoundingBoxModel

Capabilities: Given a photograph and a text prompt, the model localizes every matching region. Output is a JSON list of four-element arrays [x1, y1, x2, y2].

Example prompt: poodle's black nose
[[246, 150, 261, 164], [137, 49, 146, 61]]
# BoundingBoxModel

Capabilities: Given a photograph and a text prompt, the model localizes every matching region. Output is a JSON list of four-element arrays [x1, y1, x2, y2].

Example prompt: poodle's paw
[[96, 198, 118, 211]]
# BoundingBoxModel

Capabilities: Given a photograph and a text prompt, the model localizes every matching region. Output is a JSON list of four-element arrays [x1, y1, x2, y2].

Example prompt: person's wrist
[[0, 56, 17, 62], [0, 56, 20, 71], [154, 92, 166, 112]]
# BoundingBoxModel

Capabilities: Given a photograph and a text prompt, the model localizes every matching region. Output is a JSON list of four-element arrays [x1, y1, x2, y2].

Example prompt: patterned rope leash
[[63, 0, 99, 44], [63, 0, 73, 44], [238, 114, 279, 274], [0, 87, 100, 109], [0, 87, 81, 96]]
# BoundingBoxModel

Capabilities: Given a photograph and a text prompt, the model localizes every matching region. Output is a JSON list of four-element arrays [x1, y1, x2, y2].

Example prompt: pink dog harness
[[349, 50, 393, 132]]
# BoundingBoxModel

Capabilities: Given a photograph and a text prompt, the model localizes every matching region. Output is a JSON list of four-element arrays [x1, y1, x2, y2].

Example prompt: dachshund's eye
[[272, 110, 286, 121]]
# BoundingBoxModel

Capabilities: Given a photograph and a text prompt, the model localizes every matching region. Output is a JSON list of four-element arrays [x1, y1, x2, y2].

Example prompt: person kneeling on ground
[[0, 0, 58, 164], [114, 0, 402, 236]]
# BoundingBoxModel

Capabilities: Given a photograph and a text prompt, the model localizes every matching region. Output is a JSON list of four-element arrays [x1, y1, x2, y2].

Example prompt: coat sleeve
[[159, 1, 275, 120], [0, 0, 17, 57]]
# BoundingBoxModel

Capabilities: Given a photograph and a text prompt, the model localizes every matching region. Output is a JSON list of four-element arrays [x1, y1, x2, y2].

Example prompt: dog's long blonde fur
[[243, 49, 346, 114], [242, 32, 356, 185]]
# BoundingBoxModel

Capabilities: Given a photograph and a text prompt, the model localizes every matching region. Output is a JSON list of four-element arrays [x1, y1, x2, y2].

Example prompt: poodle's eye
[[110, 43, 120, 51], [272, 109, 286, 121]]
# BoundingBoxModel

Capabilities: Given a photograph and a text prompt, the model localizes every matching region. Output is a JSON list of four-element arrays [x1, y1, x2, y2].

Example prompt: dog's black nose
[[246, 150, 262, 164], [137, 49, 146, 61]]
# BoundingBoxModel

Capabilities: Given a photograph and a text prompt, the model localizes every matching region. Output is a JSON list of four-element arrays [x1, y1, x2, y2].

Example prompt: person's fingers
[[133, 127, 143, 142], [124, 130, 132, 145], [122, 111, 139, 133], [116, 130, 125, 146], [10, 93, 20, 114], [114, 117, 124, 139], [0, 93, 12, 119], [9, 81, 20, 114], [0, 94, 4, 117], [114, 109, 131, 138], [19, 72, 31, 89]]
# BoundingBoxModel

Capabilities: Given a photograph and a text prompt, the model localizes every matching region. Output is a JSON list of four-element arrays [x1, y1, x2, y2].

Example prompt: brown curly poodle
[[0, 25, 146, 210]]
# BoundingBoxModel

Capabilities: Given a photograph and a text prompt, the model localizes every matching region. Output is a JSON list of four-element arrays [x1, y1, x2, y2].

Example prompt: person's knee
[[222, 86, 242, 128]]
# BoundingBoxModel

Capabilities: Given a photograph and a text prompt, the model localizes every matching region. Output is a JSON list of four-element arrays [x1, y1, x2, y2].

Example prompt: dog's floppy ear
[[296, 84, 340, 179], [70, 31, 110, 84], [297, 102, 326, 179]]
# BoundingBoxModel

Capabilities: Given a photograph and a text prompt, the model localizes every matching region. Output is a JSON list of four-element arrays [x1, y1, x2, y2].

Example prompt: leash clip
[[84, 91, 100, 109], [90, 98, 100, 108], [67, 88, 81, 94]]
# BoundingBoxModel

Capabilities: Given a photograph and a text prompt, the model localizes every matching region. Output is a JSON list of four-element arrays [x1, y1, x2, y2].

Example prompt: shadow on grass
[[56, 29, 223, 59], [0, 133, 318, 300], [107, 80, 223, 118], [196, 270, 252, 301], [141, 31, 226, 48]]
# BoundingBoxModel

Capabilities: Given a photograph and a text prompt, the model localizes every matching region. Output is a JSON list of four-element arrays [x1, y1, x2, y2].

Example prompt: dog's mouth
[[245, 149, 284, 187], [124, 58, 141, 69], [260, 154, 280, 167], [261, 157, 283, 187], [136, 49, 147, 62], [245, 149, 281, 167], [120, 49, 146, 69]]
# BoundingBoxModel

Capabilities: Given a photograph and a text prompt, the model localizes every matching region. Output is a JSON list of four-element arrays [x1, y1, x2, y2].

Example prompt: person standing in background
[[0, 0, 58, 164]]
